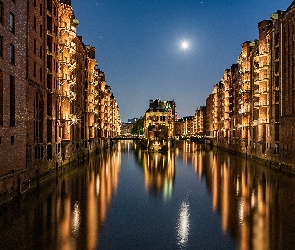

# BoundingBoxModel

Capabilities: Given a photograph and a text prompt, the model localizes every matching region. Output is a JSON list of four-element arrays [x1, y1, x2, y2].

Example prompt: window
[[34, 92, 43, 143], [40, 4, 42, 16], [34, 0, 36, 7], [33, 16, 36, 30], [33, 62, 36, 77], [10, 44, 15, 64], [0, 1, 3, 24], [33, 39, 36, 54], [40, 46, 42, 59], [11, 136, 14, 145], [0, 35, 2, 57], [40, 25, 43, 37], [10, 75, 15, 127], [40, 67, 42, 81], [0, 70, 3, 126], [10, 12, 15, 33]]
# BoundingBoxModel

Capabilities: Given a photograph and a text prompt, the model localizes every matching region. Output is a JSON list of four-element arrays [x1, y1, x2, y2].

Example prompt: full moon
[[181, 41, 189, 50]]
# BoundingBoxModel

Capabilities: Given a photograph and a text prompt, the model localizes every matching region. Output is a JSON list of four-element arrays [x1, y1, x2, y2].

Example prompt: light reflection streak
[[251, 190, 255, 208], [176, 199, 190, 248], [238, 198, 245, 224], [142, 151, 175, 199], [96, 174, 100, 196], [236, 176, 240, 196], [72, 201, 80, 235]]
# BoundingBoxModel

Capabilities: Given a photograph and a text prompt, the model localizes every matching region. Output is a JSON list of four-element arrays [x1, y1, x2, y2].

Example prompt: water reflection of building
[[141, 151, 175, 199], [176, 140, 206, 173], [190, 145, 295, 249], [52, 144, 121, 249], [85, 146, 121, 249]]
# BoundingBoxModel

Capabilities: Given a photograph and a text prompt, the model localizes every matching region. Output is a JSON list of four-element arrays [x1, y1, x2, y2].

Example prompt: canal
[[1, 140, 295, 250]]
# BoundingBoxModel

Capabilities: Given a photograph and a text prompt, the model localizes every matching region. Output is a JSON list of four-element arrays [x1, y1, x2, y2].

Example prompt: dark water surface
[[1, 140, 295, 250]]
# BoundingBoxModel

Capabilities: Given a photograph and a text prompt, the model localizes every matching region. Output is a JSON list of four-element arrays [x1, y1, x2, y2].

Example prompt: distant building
[[194, 106, 206, 137], [121, 123, 134, 136], [144, 99, 176, 140], [175, 116, 194, 137], [205, 93, 214, 138]]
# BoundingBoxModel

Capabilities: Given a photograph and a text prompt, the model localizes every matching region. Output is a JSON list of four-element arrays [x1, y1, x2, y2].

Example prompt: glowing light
[[72, 202, 81, 235], [176, 199, 190, 247], [181, 41, 189, 50], [238, 198, 245, 224], [69, 112, 82, 126], [96, 174, 100, 196]]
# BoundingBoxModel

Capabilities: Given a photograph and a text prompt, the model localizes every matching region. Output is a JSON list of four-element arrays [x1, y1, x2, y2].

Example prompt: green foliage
[[131, 118, 144, 135]]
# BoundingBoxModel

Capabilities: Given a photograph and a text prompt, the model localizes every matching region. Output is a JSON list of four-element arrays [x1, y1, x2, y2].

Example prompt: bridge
[[111, 136, 141, 141]]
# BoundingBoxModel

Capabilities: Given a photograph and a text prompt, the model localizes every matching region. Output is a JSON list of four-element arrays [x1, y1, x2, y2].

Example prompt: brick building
[[194, 106, 206, 137], [0, 0, 121, 197], [201, 1, 295, 168], [280, 3, 295, 165], [0, 0, 28, 175], [205, 93, 214, 138], [144, 99, 176, 140]]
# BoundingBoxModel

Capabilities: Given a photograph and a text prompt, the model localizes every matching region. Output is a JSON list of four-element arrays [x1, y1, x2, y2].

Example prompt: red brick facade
[[0, 0, 28, 175], [0, 0, 121, 198], [200, 2, 295, 168]]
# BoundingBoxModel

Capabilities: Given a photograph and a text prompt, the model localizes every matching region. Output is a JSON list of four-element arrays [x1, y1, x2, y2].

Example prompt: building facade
[[0, 0, 121, 198], [144, 99, 175, 140], [194, 106, 206, 137], [0, 0, 28, 176], [202, 1, 295, 168]]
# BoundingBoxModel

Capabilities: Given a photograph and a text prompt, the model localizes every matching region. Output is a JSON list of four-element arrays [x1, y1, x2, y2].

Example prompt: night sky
[[72, 0, 292, 122]]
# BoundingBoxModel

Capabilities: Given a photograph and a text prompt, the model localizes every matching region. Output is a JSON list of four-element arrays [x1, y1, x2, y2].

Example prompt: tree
[[131, 118, 144, 135]]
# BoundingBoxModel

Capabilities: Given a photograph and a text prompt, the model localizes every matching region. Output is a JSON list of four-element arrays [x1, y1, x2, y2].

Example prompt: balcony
[[259, 87, 268, 94], [238, 106, 250, 114], [254, 101, 269, 108], [254, 78, 261, 85], [259, 118, 270, 124], [254, 89, 260, 96], [252, 119, 259, 126]]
